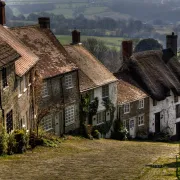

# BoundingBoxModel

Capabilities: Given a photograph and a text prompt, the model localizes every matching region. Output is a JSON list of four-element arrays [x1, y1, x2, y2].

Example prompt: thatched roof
[[115, 49, 180, 101]]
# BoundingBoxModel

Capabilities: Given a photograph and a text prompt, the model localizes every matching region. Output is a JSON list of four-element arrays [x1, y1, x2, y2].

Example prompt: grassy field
[[57, 35, 125, 49], [0, 138, 179, 180]]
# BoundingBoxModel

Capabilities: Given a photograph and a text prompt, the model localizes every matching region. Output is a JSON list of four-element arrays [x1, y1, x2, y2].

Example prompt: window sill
[[139, 107, 144, 109], [124, 112, 130, 114], [3, 86, 9, 91], [96, 122, 105, 126], [42, 95, 50, 98], [18, 94, 22, 98], [23, 88, 27, 93], [45, 128, 53, 132], [138, 124, 144, 127], [65, 121, 75, 127], [66, 86, 73, 90], [28, 83, 31, 87]]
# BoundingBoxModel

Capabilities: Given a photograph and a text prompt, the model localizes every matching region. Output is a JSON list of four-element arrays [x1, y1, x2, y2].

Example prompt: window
[[65, 105, 75, 126], [124, 103, 130, 114], [18, 78, 23, 97], [42, 81, 49, 97], [23, 76, 27, 92], [2, 67, 8, 88], [176, 104, 180, 118], [153, 99, 157, 106], [102, 85, 109, 98], [139, 99, 144, 109], [65, 74, 73, 89], [97, 111, 106, 125], [41, 115, 52, 131], [6, 110, 13, 133], [138, 115, 144, 126], [174, 94, 178, 103], [89, 90, 94, 101]]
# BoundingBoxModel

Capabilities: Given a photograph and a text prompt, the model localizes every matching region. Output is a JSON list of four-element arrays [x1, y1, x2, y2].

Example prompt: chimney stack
[[71, 29, 80, 44], [0, 1, 6, 25], [166, 32, 178, 56], [38, 17, 50, 29], [122, 41, 133, 61]]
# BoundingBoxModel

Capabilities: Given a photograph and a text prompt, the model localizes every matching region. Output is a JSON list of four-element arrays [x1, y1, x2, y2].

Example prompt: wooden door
[[155, 112, 160, 133], [55, 111, 63, 136], [6, 110, 13, 134], [129, 118, 136, 138]]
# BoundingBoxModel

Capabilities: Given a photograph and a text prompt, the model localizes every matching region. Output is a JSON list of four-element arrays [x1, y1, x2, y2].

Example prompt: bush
[[13, 129, 28, 154], [92, 129, 100, 139], [0, 127, 8, 155], [7, 133, 16, 155]]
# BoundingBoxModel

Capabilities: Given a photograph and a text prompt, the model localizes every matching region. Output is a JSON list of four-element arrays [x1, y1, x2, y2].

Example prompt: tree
[[134, 38, 163, 53]]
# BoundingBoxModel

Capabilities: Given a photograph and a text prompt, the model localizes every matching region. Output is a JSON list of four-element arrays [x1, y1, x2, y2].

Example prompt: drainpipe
[[60, 76, 65, 135]]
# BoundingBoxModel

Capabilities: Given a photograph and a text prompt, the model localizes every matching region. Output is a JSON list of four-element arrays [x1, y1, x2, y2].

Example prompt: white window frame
[[138, 114, 144, 126], [139, 99, 144, 109], [124, 103, 130, 114], [97, 111, 106, 125], [102, 85, 109, 98], [65, 105, 75, 126], [18, 78, 23, 98], [65, 74, 73, 89], [41, 115, 52, 131], [42, 81, 49, 98]]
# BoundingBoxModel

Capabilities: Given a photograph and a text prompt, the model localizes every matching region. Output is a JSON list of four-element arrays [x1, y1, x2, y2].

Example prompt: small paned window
[[97, 111, 106, 125], [124, 103, 130, 114], [176, 104, 180, 118], [23, 75, 27, 91], [139, 99, 144, 109], [102, 85, 109, 98], [42, 81, 49, 97], [65, 74, 73, 89], [89, 90, 94, 102], [41, 115, 52, 131], [174, 94, 178, 103], [65, 105, 75, 126], [138, 115, 144, 126], [2, 67, 8, 88], [6, 110, 13, 133], [153, 99, 157, 106]]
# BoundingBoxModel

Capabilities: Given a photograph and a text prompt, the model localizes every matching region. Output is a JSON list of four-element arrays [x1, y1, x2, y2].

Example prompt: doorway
[[155, 112, 160, 133]]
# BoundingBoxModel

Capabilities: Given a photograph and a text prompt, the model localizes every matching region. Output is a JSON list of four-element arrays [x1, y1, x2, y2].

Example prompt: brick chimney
[[38, 17, 50, 29], [0, 1, 6, 25], [71, 29, 80, 44], [166, 32, 178, 56], [122, 41, 133, 61]]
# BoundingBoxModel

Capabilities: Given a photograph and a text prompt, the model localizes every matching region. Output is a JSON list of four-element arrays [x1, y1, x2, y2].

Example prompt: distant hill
[[6, 0, 180, 23]]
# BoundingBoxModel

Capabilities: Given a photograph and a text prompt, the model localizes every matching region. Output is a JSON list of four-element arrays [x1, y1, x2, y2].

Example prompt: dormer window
[[42, 81, 49, 98], [2, 67, 8, 88], [174, 94, 178, 103], [124, 103, 130, 114], [139, 99, 144, 109], [153, 99, 157, 106]]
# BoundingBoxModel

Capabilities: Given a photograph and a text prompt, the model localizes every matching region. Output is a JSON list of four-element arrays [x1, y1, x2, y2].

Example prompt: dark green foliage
[[134, 38, 163, 53], [0, 128, 8, 155], [7, 133, 16, 155], [92, 129, 100, 139], [89, 97, 99, 115]]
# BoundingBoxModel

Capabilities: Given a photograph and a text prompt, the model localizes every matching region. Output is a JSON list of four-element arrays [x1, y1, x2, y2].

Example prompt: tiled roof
[[0, 25, 38, 77], [65, 45, 117, 92], [10, 26, 78, 79], [0, 40, 20, 67], [117, 79, 147, 104]]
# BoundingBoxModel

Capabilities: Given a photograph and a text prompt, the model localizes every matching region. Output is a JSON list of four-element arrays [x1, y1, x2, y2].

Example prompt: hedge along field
[[57, 35, 125, 50]]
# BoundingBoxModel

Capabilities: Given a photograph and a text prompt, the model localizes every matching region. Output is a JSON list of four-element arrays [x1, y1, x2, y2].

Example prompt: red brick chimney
[[122, 41, 133, 61], [38, 17, 50, 29], [71, 29, 80, 44], [0, 1, 6, 25]]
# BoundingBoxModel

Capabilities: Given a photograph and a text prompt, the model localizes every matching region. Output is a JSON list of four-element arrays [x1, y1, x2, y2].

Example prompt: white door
[[55, 112, 60, 136], [129, 118, 136, 138]]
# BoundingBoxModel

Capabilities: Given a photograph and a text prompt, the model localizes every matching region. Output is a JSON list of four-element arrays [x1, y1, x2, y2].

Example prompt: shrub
[[7, 133, 16, 155], [13, 129, 28, 153], [0, 127, 8, 155], [92, 129, 100, 139]]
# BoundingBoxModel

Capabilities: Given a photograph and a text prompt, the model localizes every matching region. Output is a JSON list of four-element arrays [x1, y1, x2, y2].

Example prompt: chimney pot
[[0, 1, 6, 25], [166, 32, 178, 56], [122, 41, 133, 61], [71, 29, 80, 44], [38, 17, 50, 29]]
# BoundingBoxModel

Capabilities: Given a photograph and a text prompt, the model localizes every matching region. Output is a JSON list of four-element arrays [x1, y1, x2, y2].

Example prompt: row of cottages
[[8, 17, 118, 137], [115, 33, 180, 139]]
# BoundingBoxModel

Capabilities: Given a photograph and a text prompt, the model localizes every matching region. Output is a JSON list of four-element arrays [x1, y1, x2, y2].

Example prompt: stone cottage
[[10, 18, 80, 136], [115, 37, 180, 139], [116, 79, 149, 138], [0, 1, 39, 133], [64, 30, 118, 138]]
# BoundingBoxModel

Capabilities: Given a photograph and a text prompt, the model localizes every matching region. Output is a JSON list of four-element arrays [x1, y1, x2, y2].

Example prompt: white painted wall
[[149, 91, 180, 136]]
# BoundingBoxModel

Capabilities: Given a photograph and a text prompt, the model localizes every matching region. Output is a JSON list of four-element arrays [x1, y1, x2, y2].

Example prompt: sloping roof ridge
[[10, 24, 39, 30], [65, 44, 117, 83]]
